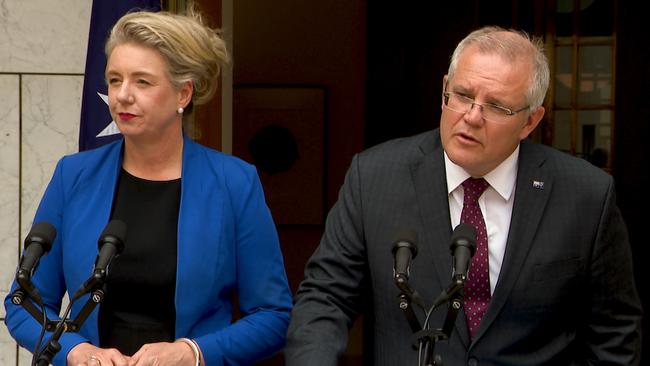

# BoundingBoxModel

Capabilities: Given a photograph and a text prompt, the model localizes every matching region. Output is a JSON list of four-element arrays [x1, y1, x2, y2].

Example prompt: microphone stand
[[395, 274, 466, 366], [395, 272, 427, 332], [10, 271, 108, 366]]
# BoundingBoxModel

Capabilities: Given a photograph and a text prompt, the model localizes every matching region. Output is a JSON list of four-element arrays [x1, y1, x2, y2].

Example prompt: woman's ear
[[178, 81, 193, 109]]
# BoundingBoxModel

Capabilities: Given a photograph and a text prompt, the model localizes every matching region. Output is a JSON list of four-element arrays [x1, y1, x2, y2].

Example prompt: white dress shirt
[[445, 146, 519, 295]]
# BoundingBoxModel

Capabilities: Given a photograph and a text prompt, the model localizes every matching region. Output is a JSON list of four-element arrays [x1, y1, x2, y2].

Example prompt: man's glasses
[[443, 91, 529, 123]]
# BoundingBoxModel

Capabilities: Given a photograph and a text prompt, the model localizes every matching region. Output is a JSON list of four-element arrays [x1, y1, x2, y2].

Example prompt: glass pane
[[553, 110, 572, 153], [578, 46, 612, 105], [578, 0, 614, 36], [555, 46, 573, 106], [577, 110, 611, 168]]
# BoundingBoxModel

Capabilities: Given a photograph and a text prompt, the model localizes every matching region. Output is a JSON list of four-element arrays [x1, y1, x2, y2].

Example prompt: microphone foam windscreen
[[99, 219, 127, 252], [393, 229, 418, 257], [451, 223, 477, 254], [25, 222, 57, 251]]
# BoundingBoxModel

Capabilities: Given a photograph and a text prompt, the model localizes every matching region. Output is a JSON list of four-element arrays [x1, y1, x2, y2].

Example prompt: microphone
[[392, 229, 426, 309], [16, 222, 57, 299], [392, 230, 418, 285], [94, 219, 127, 277], [71, 220, 126, 300], [449, 223, 477, 283]]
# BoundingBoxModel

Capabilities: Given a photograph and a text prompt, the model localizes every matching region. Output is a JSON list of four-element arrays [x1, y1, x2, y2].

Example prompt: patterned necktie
[[461, 177, 490, 339]]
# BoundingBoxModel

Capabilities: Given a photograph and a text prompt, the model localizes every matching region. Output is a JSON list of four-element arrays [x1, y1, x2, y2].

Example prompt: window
[[544, 0, 615, 170]]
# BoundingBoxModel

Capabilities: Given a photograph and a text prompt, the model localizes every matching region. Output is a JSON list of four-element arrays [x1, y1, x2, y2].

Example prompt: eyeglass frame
[[442, 91, 530, 122]]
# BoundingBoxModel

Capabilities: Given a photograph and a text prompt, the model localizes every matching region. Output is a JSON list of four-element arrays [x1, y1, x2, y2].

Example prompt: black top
[[99, 169, 181, 356]]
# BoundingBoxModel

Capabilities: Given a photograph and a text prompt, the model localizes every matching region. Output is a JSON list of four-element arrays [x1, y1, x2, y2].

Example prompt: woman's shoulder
[[56, 140, 122, 174], [186, 139, 258, 183]]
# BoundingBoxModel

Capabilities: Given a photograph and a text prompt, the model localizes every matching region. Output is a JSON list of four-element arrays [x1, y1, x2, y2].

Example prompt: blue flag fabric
[[79, 0, 161, 151]]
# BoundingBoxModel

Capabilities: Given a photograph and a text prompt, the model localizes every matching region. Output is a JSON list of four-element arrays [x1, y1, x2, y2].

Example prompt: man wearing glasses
[[286, 26, 641, 365]]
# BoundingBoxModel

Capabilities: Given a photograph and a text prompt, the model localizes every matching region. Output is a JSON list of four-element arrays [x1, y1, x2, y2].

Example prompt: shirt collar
[[444, 145, 519, 201]]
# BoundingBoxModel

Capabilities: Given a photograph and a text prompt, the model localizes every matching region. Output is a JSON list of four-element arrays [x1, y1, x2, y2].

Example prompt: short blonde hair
[[105, 7, 229, 109]]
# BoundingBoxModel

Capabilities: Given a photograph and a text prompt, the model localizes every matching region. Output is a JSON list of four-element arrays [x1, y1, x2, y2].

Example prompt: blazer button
[[468, 357, 479, 366]]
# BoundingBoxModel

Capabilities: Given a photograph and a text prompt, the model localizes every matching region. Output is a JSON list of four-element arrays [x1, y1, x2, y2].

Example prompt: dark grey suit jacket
[[285, 129, 642, 366]]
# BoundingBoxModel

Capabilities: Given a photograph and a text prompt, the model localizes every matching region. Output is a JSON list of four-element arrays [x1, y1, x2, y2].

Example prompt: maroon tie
[[461, 177, 490, 339]]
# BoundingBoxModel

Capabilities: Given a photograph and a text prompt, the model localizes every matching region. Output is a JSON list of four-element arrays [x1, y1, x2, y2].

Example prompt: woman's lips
[[118, 112, 136, 121]]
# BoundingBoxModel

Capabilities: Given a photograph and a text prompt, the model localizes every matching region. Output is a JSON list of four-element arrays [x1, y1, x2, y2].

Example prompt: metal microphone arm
[[10, 272, 107, 366]]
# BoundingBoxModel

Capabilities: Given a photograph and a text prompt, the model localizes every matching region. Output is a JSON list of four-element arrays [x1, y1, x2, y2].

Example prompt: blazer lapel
[[72, 139, 124, 343], [471, 140, 553, 343], [409, 132, 471, 346], [174, 136, 226, 337], [175, 136, 206, 336]]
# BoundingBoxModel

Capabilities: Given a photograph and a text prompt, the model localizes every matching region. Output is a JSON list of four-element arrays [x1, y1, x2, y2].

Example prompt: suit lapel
[[472, 140, 553, 343], [409, 131, 471, 346]]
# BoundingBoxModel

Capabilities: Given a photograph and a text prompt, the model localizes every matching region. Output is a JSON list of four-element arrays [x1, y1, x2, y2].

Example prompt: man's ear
[[519, 106, 545, 140], [441, 75, 449, 110]]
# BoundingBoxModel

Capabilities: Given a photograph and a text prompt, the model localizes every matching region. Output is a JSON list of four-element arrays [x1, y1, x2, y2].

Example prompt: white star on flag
[[96, 92, 121, 137]]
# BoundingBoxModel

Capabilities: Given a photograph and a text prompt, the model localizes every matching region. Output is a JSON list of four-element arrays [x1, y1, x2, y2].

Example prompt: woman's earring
[[177, 107, 184, 115]]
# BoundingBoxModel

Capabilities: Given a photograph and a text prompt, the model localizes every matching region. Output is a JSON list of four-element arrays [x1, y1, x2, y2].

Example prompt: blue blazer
[[5, 136, 293, 366]]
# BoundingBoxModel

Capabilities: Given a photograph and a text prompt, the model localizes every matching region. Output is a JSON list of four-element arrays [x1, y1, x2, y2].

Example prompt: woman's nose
[[115, 83, 133, 103]]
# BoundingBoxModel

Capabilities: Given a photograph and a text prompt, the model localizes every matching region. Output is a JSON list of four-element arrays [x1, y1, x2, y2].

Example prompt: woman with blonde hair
[[5, 8, 292, 366]]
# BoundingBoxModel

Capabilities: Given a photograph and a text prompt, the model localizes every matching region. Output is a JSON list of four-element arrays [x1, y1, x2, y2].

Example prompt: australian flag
[[78, 0, 161, 151]]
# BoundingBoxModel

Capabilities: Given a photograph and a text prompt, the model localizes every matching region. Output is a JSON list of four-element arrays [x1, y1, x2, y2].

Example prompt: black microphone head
[[450, 223, 477, 256], [98, 219, 127, 254], [24, 221, 57, 252], [392, 229, 418, 258]]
